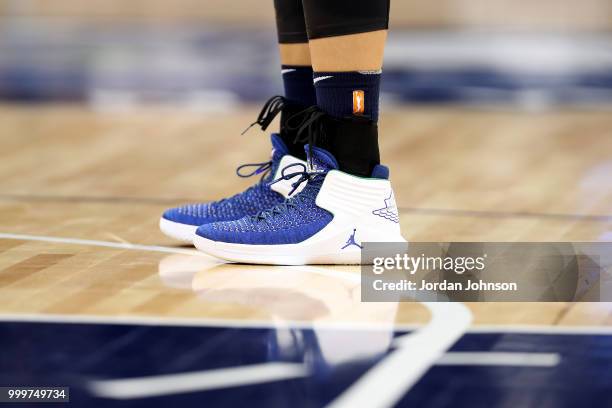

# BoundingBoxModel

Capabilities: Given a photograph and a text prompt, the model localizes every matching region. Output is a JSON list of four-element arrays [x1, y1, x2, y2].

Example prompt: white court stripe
[[1, 230, 473, 407], [0, 230, 611, 335], [0, 312, 421, 331], [467, 324, 612, 335], [0, 232, 204, 256], [88, 362, 308, 399], [88, 352, 559, 400], [2, 312, 612, 335], [437, 352, 560, 367], [87, 352, 558, 400], [306, 267, 360, 284], [328, 302, 472, 408]]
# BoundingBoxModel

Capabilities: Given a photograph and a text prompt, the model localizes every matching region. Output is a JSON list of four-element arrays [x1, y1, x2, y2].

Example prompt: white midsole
[[159, 218, 198, 244], [193, 235, 359, 265], [193, 234, 406, 265]]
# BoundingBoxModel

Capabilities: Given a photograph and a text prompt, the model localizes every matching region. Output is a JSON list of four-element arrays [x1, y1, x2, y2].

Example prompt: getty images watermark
[[360, 242, 611, 302], [371, 251, 511, 291]]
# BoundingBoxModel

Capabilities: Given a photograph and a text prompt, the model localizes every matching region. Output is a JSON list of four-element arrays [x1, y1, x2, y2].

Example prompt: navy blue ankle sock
[[281, 65, 317, 107], [313, 70, 381, 121]]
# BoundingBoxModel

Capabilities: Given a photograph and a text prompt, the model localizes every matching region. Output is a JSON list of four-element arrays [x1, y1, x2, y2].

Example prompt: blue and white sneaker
[[193, 146, 406, 265], [160, 133, 306, 242]]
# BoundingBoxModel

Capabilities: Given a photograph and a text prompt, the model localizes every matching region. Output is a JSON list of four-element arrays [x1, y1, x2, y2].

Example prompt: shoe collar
[[304, 144, 339, 172]]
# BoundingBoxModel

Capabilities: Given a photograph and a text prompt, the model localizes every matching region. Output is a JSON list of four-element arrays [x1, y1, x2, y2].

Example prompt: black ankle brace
[[318, 115, 380, 177], [280, 102, 309, 160]]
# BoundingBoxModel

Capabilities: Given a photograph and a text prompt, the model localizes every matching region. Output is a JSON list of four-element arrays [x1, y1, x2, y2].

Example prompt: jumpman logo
[[341, 229, 363, 250]]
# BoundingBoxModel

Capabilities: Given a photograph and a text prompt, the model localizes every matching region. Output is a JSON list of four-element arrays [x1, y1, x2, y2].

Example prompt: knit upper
[[195, 146, 338, 245], [162, 134, 289, 227]]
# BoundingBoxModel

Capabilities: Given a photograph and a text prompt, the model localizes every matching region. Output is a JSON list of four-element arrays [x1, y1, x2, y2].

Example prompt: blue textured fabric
[[371, 164, 389, 180], [162, 134, 288, 227], [282, 65, 317, 107], [196, 146, 337, 245]]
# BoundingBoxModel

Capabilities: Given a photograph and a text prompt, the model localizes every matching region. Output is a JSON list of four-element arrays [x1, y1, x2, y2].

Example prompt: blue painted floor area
[[1, 320, 611, 407]]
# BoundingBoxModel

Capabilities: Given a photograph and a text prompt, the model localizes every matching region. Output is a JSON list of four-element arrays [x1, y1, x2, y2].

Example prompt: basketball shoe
[[160, 97, 307, 242], [193, 142, 406, 265]]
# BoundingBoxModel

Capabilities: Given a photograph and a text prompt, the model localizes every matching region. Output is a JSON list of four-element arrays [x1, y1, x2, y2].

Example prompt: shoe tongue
[[270, 133, 289, 161], [304, 144, 339, 171]]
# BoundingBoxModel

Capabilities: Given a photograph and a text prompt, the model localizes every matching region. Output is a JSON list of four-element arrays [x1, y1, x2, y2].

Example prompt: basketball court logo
[[353, 90, 365, 114]]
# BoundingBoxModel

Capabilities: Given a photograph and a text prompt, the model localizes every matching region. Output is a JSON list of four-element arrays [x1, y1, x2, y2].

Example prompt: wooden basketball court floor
[[1, 104, 612, 406]]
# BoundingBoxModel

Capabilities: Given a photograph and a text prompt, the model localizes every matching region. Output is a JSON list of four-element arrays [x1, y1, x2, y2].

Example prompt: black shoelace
[[234, 96, 288, 182], [268, 162, 322, 196], [241, 95, 286, 135], [235, 160, 272, 181], [248, 108, 330, 222], [285, 106, 327, 167], [253, 163, 323, 222]]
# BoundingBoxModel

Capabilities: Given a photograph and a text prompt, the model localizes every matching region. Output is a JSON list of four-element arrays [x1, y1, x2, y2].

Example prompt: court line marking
[[467, 324, 612, 335], [0, 227, 601, 403], [2, 231, 475, 406], [0, 212, 605, 402], [0, 312, 422, 331], [88, 362, 309, 400], [0, 193, 188, 205], [328, 302, 472, 408], [1, 313, 612, 335], [3, 194, 611, 221], [2, 232, 612, 335], [399, 206, 612, 222], [0, 232, 205, 256], [88, 351, 558, 400], [104, 232, 132, 245], [438, 352, 560, 367], [0, 230, 600, 405]]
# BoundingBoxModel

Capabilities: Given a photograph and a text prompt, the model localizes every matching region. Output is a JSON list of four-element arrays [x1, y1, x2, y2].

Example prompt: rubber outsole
[[193, 234, 368, 265]]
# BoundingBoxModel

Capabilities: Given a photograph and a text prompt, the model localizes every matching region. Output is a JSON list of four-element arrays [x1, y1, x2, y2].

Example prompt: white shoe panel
[[194, 170, 406, 265], [269, 155, 307, 198]]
